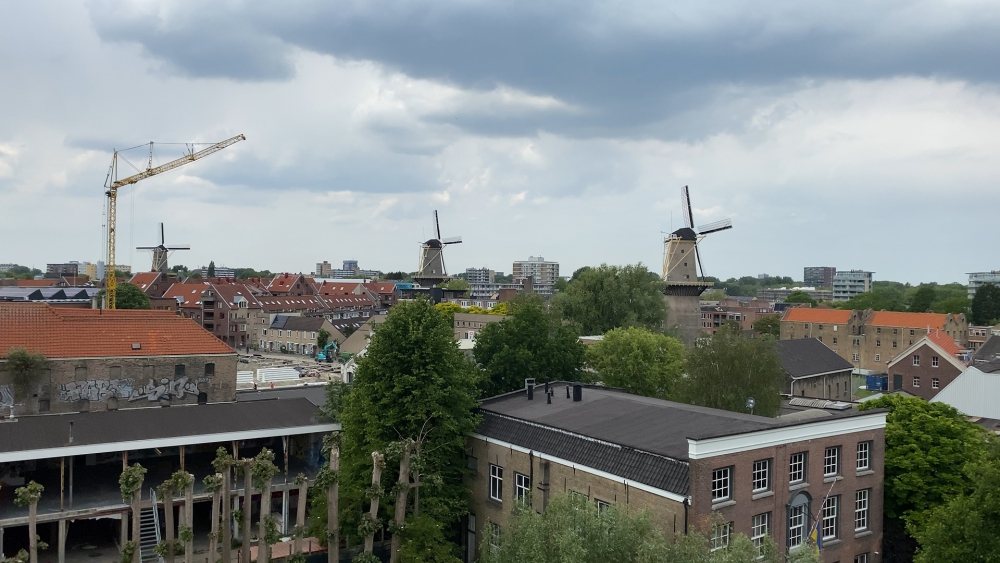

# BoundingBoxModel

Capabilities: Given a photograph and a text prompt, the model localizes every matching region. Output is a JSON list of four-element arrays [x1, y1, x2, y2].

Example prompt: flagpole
[[810, 476, 841, 552]]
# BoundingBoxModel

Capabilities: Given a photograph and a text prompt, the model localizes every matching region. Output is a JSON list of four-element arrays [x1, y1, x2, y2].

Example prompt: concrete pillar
[[68, 456, 74, 508], [57, 519, 67, 563], [281, 489, 289, 534], [120, 510, 129, 546]]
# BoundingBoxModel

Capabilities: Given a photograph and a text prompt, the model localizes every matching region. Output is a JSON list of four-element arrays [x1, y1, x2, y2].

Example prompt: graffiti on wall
[[0, 385, 12, 407], [58, 376, 203, 403]]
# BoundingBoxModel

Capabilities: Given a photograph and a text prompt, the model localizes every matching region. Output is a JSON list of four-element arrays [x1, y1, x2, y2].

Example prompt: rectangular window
[[752, 512, 770, 557], [712, 467, 732, 502], [855, 489, 870, 531], [789, 452, 806, 484], [710, 522, 733, 551], [311, 331, 317, 339], [893, 341, 898, 348], [514, 473, 530, 502], [822, 496, 839, 540], [204, 363, 215, 376], [489, 465, 503, 502], [913, 355, 920, 366], [876, 327, 881, 334], [174, 364, 186, 377], [824, 447, 840, 477], [595, 499, 611, 514], [833, 337, 838, 344], [932, 356, 939, 367], [856, 441, 871, 471], [489, 522, 501, 552], [262, 329, 267, 336], [875, 354, 880, 362], [855, 555, 870, 563], [913, 376, 920, 388], [876, 339, 881, 347], [932, 378, 940, 389], [74, 366, 88, 381], [910, 329, 915, 336], [788, 504, 805, 548], [752, 459, 770, 492]]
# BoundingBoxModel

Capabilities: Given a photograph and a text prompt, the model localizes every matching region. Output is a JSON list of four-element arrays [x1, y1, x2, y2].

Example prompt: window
[[311, 331, 316, 339], [789, 453, 806, 484], [932, 378, 940, 389], [910, 329, 915, 336], [893, 328, 898, 334], [892, 341, 898, 348], [262, 329, 267, 336], [875, 354, 880, 362], [710, 522, 732, 551], [876, 327, 881, 334], [278, 330, 283, 337], [875, 339, 881, 347], [204, 363, 215, 376], [489, 465, 503, 502], [913, 376, 920, 388], [833, 337, 838, 344], [852, 353, 860, 362], [818, 324, 824, 330], [853, 337, 860, 346], [932, 356, 939, 367], [821, 496, 839, 540], [752, 459, 770, 492], [174, 364, 186, 377], [514, 473, 530, 502], [74, 366, 88, 381], [913, 355, 920, 366], [712, 467, 732, 502], [855, 555, 870, 563], [855, 489, 870, 531], [751, 513, 770, 557], [824, 447, 840, 477], [595, 499, 611, 514], [489, 522, 501, 552], [856, 441, 871, 471], [788, 504, 806, 548]]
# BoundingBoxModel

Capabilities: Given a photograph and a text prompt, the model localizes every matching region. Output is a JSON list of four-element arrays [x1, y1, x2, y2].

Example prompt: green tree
[[553, 263, 666, 335], [585, 327, 685, 400], [784, 291, 816, 306], [833, 288, 906, 312], [207, 261, 216, 277], [474, 297, 586, 397], [908, 285, 936, 313], [912, 439, 1000, 563], [441, 279, 470, 291], [397, 514, 463, 563], [317, 329, 331, 351], [753, 315, 781, 337], [681, 324, 784, 417], [701, 289, 728, 301], [97, 283, 151, 310], [383, 271, 412, 281], [3, 347, 47, 403], [932, 295, 970, 315], [332, 299, 479, 544], [858, 395, 990, 527], [971, 283, 1000, 325]]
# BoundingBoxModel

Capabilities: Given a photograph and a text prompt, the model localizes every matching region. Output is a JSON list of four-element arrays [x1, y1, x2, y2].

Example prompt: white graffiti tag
[[59, 376, 200, 403]]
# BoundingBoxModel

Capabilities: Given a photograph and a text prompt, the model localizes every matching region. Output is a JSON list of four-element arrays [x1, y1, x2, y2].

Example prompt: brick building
[[885, 330, 967, 400], [263, 315, 346, 355], [468, 383, 886, 563], [0, 303, 236, 416], [781, 308, 968, 372], [701, 298, 776, 335], [776, 338, 855, 401], [453, 312, 506, 340]]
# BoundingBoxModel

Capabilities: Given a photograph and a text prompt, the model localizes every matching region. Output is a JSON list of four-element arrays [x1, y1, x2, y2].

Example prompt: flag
[[810, 520, 823, 552]]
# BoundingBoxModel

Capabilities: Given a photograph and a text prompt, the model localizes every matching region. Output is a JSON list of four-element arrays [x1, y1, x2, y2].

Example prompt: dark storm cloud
[[85, 0, 1000, 137]]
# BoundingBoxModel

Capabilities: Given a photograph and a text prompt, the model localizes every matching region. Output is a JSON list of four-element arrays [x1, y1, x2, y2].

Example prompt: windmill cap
[[670, 227, 697, 240]]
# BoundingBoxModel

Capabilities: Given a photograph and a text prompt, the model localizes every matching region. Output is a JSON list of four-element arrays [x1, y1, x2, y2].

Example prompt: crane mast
[[104, 134, 245, 308]]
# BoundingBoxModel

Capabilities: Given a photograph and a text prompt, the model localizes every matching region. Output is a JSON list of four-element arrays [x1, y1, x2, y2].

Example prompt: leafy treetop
[[586, 327, 685, 400], [553, 263, 666, 335]]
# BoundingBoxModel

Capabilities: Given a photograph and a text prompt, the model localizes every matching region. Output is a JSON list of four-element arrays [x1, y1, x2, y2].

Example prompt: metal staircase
[[139, 488, 163, 563]]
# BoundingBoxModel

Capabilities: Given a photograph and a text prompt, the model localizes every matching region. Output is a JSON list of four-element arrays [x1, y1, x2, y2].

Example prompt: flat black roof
[[0, 398, 336, 460], [237, 385, 328, 407]]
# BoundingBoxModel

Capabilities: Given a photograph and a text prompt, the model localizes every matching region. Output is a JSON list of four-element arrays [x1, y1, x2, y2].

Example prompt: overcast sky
[[2, 1, 999, 284]]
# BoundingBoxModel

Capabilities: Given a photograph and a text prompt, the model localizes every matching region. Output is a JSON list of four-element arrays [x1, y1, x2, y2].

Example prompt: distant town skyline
[[3, 2, 999, 285]]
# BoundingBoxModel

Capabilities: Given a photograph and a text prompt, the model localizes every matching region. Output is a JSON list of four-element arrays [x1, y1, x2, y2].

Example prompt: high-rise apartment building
[[316, 260, 333, 277], [46, 263, 79, 278], [832, 270, 873, 301], [465, 267, 495, 285], [803, 266, 836, 288], [968, 271, 1000, 299], [512, 256, 559, 286]]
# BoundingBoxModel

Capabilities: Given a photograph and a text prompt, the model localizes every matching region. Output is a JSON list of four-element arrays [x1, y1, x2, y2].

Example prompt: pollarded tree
[[586, 327, 685, 400], [3, 347, 47, 406], [552, 263, 666, 335], [331, 298, 479, 546], [14, 481, 47, 563], [474, 296, 585, 397], [681, 324, 784, 417]]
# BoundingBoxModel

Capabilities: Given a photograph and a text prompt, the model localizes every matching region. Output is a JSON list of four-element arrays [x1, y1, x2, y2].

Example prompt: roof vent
[[572, 384, 583, 402], [131, 343, 141, 350]]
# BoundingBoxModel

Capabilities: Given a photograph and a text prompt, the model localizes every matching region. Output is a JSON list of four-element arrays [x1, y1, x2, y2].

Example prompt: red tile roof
[[17, 280, 59, 287], [869, 311, 947, 329], [926, 329, 962, 357], [267, 274, 301, 293], [130, 272, 161, 290], [163, 283, 211, 308], [363, 282, 397, 294], [782, 308, 852, 324], [317, 282, 363, 296], [0, 303, 233, 359]]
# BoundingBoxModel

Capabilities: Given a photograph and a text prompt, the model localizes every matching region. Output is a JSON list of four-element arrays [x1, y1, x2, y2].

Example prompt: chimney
[[572, 384, 583, 402], [546, 392, 552, 404], [527, 384, 534, 400]]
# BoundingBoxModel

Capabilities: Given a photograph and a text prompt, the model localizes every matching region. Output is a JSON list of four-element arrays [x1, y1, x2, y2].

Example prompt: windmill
[[661, 185, 732, 282], [413, 210, 462, 287], [137, 222, 190, 273]]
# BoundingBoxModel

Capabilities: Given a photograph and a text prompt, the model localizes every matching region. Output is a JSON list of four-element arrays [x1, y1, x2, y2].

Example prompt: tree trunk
[[389, 444, 412, 563], [131, 486, 143, 563], [294, 478, 307, 555], [328, 445, 340, 563], [184, 480, 194, 563], [241, 465, 253, 563], [164, 488, 176, 563], [210, 478, 221, 563], [222, 472, 232, 563], [364, 452, 384, 554], [28, 500, 38, 563], [256, 481, 271, 563]]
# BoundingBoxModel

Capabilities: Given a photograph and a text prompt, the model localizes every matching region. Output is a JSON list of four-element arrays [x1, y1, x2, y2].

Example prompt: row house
[[262, 315, 346, 355], [885, 330, 967, 400], [781, 308, 968, 372], [162, 282, 267, 350], [468, 383, 885, 563], [267, 273, 317, 296], [701, 298, 776, 335]]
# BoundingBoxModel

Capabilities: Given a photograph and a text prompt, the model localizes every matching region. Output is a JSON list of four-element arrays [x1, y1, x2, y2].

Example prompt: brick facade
[[888, 343, 964, 400]]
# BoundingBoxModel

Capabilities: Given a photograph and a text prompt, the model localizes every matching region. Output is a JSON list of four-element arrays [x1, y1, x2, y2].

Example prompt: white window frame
[[852, 353, 860, 362], [932, 356, 939, 367], [711, 467, 732, 502], [824, 447, 840, 477], [489, 522, 501, 552], [788, 504, 805, 548], [710, 522, 732, 551], [752, 459, 770, 493], [489, 464, 503, 502], [856, 441, 871, 471], [514, 473, 530, 502], [932, 377, 940, 389], [875, 354, 880, 362], [821, 496, 839, 540], [855, 554, 870, 563], [595, 499, 611, 514], [789, 452, 806, 484], [912, 354, 920, 366], [913, 376, 920, 388], [752, 512, 770, 557], [855, 489, 870, 531]]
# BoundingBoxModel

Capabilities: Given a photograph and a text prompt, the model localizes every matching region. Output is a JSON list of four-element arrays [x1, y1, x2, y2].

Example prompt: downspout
[[528, 451, 534, 505], [683, 497, 689, 534]]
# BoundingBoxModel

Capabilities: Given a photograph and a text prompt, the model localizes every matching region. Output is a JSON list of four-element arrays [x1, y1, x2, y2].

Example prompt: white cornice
[[686, 413, 886, 460]]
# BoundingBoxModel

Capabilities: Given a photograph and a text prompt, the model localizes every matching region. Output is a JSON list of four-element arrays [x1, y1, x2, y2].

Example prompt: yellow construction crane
[[103, 134, 246, 308]]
